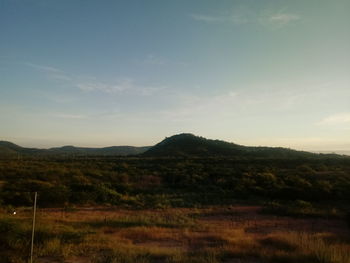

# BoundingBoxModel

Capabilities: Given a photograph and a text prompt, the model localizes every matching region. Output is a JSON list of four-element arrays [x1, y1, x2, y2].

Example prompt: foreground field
[[1, 205, 350, 263]]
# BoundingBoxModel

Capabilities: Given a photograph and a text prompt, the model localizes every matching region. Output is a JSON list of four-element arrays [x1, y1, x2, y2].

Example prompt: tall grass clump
[[0, 215, 91, 262], [87, 212, 197, 229], [92, 246, 182, 263], [271, 232, 350, 263], [262, 200, 342, 218], [166, 250, 220, 263], [0, 216, 31, 263]]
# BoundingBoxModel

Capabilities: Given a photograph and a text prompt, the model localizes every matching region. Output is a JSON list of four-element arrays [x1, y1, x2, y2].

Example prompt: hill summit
[[143, 133, 315, 158], [143, 133, 243, 157]]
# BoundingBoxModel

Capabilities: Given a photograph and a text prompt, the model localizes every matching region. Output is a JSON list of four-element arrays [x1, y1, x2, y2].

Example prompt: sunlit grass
[[1, 207, 350, 263]]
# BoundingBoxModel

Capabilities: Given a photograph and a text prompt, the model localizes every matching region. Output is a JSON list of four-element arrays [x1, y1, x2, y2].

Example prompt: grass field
[[1, 205, 350, 263]]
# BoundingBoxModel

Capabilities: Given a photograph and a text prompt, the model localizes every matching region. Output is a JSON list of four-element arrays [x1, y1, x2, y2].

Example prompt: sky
[[0, 0, 349, 152]]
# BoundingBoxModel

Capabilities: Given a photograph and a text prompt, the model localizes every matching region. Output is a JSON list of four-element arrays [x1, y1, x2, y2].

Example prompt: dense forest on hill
[[143, 134, 317, 158]]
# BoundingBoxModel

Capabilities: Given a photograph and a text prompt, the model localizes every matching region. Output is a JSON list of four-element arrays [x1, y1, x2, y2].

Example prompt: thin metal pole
[[30, 192, 37, 263]]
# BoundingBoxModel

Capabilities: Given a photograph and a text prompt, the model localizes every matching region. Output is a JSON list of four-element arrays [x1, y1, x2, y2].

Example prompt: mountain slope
[[0, 141, 42, 155], [143, 133, 317, 158]]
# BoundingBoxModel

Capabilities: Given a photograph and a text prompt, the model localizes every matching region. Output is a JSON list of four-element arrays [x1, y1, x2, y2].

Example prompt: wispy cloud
[[268, 13, 299, 25], [155, 91, 246, 123], [24, 62, 62, 73], [77, 80, 132, 94], [257, 7, 301, 29], [317, 113, 350, 125], [190, 13, 247, 24], [143, 54, 165, 65], [133, 54, 188, 67], [191, 8, 300, 28], [154, 80, 343, 125], [54, 113, 87, 120], [24, 62, 72, 80], [77, 79, 166, 96], [49, 73, 72, 81], [191, 14, 224, 23], [23, 61, 164, 97]]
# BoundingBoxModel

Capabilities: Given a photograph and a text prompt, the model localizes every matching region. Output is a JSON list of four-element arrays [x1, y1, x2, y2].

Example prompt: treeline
[[0, 156, 350, 208]]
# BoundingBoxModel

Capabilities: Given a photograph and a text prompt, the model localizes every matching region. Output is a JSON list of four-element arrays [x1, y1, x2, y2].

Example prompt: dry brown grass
[[2, 206, 350, 263]]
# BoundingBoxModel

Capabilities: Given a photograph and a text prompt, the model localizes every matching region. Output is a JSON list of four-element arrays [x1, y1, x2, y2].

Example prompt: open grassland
[[1, 206, 350, 263]]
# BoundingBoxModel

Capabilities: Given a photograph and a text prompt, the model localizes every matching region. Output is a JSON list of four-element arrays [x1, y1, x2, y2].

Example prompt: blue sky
[[0, 0, 349, 152]]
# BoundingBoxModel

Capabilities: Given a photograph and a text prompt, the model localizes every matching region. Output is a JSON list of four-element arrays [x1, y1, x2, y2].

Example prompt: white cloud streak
[[190, 13, 248, 24], [191, 9, 300, 28], [268, 13, 300, 25], [77, 79, 166, 96], [24, 62, 72, 80], [151, 80, 347, 127], [133, 54, 188, 67], [54, 113, 87, 120], [24, 62, 62, 73], [77, 81, 132, 94], [24, 61, 163, 97], [318, 113, 350, 125]]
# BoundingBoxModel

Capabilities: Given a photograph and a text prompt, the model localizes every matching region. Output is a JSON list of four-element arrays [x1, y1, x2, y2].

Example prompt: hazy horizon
[[1, 0, 349, 152], [1, 134, 350, 156]]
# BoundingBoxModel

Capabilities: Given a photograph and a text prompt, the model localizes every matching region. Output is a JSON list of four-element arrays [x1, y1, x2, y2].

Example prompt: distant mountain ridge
[[0, 141, 150, 156], [0, 134, 348, 158]]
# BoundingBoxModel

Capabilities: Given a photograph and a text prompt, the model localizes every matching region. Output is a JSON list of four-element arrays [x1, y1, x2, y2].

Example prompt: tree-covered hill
[[0, 141, 42, 155], [143, 133, 326, 158]]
